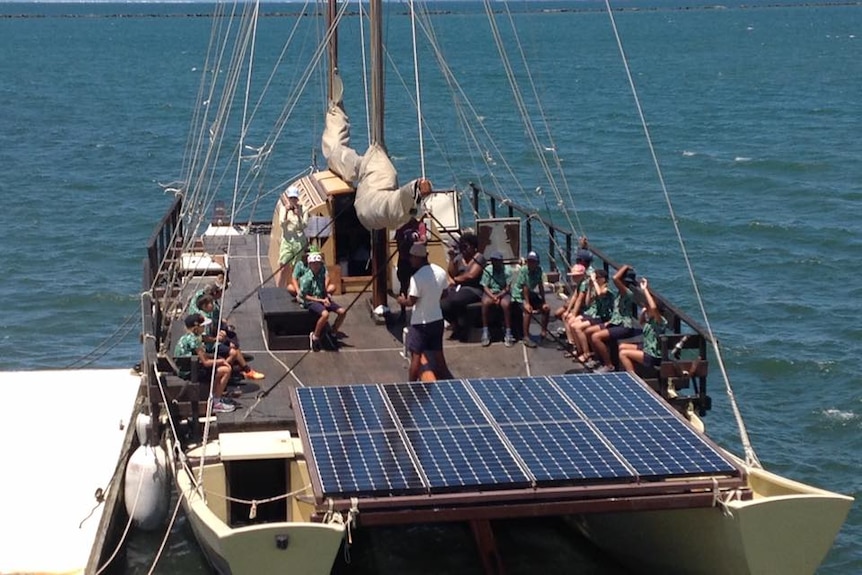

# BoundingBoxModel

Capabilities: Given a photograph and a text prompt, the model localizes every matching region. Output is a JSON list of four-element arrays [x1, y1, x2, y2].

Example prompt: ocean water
[[0, 1, 860, 573]]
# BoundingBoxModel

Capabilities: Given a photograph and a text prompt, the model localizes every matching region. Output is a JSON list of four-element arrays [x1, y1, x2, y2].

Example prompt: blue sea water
[[0, 1, 860, 573]]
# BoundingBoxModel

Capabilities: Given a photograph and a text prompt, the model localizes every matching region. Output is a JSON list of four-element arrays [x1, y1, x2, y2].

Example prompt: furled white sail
[[322, 101, 419, 231]]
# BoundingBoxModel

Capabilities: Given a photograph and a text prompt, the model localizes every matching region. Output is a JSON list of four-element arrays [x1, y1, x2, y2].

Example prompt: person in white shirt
[[396, 242, 453, 381]]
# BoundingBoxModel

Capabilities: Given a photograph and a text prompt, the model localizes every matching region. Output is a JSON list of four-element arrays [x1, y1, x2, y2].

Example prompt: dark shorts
[[606, 324, 638, 340], [482, 293, 511, 306], [644, 353, 661, 367], [216, 343, 232, 358], [524, 292, 545, 309], [308, 300, 343, 316], [406, 319, 445, 353], [581, 315, 604, 326]]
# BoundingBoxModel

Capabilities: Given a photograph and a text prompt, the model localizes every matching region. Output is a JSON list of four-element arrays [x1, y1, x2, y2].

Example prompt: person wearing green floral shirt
[[588, 264, 642, 373], [619, 277, 668, 373], [298, 252, 347, 351], [479, 251, 515, 347], [173, 314, 235, 413], [511, 251, 550, 348]]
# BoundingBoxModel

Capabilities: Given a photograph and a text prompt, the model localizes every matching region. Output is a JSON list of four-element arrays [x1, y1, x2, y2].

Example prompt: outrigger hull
[[167, 435, 346, 575], [575, 465, 852, 575]]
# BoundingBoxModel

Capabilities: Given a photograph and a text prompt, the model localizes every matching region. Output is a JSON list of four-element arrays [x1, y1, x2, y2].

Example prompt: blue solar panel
[[549, 372, 677, 421], [298, 384, 396, 435], [384, 380, 491, 429], [307, 430, 424, 496], [406, 426, 530, 491], [295, 372, 739, 499], [468, 376, 583, 424], [499, 420, 633, 482]]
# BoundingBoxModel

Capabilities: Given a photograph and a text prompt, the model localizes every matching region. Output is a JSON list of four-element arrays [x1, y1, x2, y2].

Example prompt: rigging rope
[[602, 0, 760, 467], [63, 309, 139, 369], [409, 0, 426, 178]]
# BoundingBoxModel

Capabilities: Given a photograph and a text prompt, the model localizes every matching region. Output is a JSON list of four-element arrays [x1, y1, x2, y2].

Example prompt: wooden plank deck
[[171, 231, 584, 432]]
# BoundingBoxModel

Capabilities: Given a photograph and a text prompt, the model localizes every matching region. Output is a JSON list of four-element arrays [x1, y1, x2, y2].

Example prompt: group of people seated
[[176, 276, 266, 414], [555, 248, 669, 374], [405, 231, 552, 348]]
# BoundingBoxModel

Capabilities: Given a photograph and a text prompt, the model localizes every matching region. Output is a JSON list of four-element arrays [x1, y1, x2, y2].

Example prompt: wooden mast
[[369, 0, 388, 308], [327, 0, 337, 99]]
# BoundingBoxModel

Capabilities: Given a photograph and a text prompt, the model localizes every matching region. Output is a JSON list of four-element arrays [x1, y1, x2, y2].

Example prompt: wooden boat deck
[[178, 231, 585, 433]]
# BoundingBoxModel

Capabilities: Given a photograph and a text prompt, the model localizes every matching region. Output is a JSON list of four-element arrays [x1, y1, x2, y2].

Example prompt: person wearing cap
[[619, 277, 668, 374], [568, 268, 614, 366], [394, 214, 427, 323], [479, 251, 515, 347], [441, 232, 486, 341], [511, 251, 550, 348], [174, 314, 235, 413], [195, 295, 265, 380], [298, 251, 346, 351], [276, 184, 308, 291], [397, 242, 453, 381], [287, 249, 313, 301], [586, 264, 641, 373], [554, 263, 588, 354], [189, 281, 241, 348]]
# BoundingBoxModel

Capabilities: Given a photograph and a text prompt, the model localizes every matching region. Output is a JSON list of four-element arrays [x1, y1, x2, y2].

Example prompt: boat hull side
[[574, 467, 852, 575], [173, 455, 345, 575]]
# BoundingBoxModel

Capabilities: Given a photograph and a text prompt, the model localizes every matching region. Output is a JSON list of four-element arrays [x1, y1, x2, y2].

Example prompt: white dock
[[0, 369, 141, 575]]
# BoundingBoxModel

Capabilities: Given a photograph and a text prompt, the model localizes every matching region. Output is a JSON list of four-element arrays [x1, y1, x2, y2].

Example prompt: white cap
[[307, 252, 323, 263], [286, 185, 300, 199]]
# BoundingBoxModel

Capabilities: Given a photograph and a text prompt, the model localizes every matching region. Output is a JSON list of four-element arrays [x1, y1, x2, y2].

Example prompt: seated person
[[588, 264, 642, 373], [441, 232, 486, 341], [195, 294, 264, 380], [554, 263, 587, 354], [619, 277, 668, 373], [568, 268, 614, 366], [479, 251, 515, 347], [189, 281, 240, 348], [553, 246, 594, 324], [287, 251, 310, 300], [174, 314, 235, 413], [512, 251, 550, 348], [298, 252, 346, 352]]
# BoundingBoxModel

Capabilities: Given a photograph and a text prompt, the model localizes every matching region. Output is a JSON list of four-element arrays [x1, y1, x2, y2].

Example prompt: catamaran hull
[[168, 445, 345, 575], [574, 466, 852, 575]]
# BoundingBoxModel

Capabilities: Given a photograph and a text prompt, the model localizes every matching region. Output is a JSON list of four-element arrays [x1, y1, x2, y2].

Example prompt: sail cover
[[322, 102, 418, 231]]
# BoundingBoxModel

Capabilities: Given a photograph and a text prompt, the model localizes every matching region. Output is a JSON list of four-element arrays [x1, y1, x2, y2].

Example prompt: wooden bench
[[463, 300, 524, 342], [259, 287, 320, 350], [154, 355, 211, 444]]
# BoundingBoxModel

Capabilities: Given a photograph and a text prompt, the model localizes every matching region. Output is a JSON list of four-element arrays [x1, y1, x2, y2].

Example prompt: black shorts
[[606, 325, 639, 340], [525, 292, 545, 309], [308, 300, 343, 316], [406, 319, 445, 353]]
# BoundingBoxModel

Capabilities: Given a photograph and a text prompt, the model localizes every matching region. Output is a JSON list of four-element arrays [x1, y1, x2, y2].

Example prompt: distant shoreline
[[1, 1, 860, 19]]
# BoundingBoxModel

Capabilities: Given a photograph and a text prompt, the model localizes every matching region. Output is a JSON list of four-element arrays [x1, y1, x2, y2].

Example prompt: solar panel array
[[294, 372, 738, 499]]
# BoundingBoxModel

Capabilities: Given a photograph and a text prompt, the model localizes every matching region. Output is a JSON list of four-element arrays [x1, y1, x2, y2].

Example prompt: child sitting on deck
[[174, 314, 235, 413], [619, 277, 668, 373], [298, 252, 346, 352], [512, 251, 550, 348]]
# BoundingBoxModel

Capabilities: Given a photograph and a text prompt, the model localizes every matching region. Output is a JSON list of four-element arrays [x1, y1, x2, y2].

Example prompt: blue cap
[[576, 249, 593, 263]]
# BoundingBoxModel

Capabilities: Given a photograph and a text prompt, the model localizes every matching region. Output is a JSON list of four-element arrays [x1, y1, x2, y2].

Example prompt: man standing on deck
[[397, 243, 453, 382]]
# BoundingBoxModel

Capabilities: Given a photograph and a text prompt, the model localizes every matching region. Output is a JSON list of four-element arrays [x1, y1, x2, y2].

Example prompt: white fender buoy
[[124, 444, 169, 530], [135, 412, 151, 446]]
